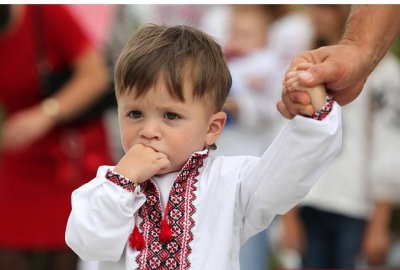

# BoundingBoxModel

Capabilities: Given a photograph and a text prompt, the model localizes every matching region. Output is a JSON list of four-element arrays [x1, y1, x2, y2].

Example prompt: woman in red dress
[[0, 5, 113, 269]]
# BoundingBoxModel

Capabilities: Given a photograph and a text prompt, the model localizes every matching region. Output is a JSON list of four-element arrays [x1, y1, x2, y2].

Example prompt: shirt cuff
[[310, 95, 334, 121], [105, 169, 137, 192]]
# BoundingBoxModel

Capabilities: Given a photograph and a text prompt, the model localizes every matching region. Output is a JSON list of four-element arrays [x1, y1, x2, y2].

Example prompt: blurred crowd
[[0, 4, 399, 270]]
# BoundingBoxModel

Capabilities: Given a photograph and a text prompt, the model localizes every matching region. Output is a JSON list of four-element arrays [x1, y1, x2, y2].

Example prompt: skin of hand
[[278, 4, 400, 119], [0, 50, 108, 152], [278, 43, 371, 119], [0, 105, 56, 151], [277, 70, 327, 118], [113, 143, 171, 185], [280, 208, 307, 253], [361, 201, 392, 265]]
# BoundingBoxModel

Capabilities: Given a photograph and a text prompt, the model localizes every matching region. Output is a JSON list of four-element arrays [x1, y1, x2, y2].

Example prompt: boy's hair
[[114, 24, 232, 112]]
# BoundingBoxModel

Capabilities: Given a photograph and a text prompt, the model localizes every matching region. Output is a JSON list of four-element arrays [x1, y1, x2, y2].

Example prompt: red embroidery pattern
[[311, 95, 334, 121], [135, 151, 208, 270], [105, 170, 136, 192]]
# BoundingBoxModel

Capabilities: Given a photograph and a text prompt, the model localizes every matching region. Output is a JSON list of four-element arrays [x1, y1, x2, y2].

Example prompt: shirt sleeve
[[65, 166, 146, 261], [238, 102, 342, 240]]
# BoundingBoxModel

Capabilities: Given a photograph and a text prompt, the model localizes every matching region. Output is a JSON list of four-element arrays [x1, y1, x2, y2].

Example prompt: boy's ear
[[205, 111, 227, 146]]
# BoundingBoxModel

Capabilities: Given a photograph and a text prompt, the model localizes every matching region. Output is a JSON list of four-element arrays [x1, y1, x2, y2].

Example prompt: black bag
[[32, 6, 116, 125]]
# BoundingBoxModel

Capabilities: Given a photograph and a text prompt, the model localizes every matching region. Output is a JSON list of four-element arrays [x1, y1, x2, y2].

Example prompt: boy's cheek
[[121, 140, 136, 154]]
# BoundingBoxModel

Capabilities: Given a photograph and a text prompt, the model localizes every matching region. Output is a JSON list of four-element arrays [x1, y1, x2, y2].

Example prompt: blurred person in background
[[219, 5, 288, 155], [68, 5, 119, 270], [214, 5, 311, 270], [217, 6, 277, 270], [0, 4, 112, 270], [279, 5, 400, 268], [67, 5, 117, 54]]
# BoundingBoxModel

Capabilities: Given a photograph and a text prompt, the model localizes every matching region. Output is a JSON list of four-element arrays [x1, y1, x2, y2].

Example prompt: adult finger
[[290, 90, 312, 105], [287, 53, 313, 72], [276, 100, 294, 119], [283, 92, 314, 116], [297, 60, 342, 88], [295, 62, 313, 71]]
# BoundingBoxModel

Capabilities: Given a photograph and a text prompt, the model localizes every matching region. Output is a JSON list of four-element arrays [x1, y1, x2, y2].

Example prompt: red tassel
[[159, 216, 173, 243], [129, 225, 145, 251]]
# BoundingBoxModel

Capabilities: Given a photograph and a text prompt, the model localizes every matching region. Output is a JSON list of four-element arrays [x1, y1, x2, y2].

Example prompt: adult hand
[[361, 201, 392, 266], [280, 209, 307, 254], [0, 105, 56, 151], [361, 219, 390, 265], [279, 42, 375, 118], [289, 42, 373, 102], [278, 4, 400, 119]]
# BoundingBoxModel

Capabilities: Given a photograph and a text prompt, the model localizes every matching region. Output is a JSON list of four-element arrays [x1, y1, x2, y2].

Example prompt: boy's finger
[[284, 71, 300, 91], [286, 77, 299, 91], [290, 91, 311, 105], [158, 158, 171, 170], [287, 76, 297, 85], [156, 152, 168, 160]]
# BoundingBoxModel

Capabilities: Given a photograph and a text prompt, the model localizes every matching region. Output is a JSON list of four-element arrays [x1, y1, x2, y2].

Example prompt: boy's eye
[[164, 112, 180, 120], [128, 110, 143, 119]]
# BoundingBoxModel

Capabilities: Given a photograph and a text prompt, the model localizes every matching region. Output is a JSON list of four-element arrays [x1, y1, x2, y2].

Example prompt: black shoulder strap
[[31, 5, 51, 80]]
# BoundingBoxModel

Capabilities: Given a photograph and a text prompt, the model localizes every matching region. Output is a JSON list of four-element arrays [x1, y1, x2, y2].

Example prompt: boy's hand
[[114, 144, 170, 184], [278, 70, 327, 118], [286, 70, 327, 112]]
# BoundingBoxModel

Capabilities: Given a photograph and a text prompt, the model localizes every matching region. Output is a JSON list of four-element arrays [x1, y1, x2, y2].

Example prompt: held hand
[[0, 105, 56, 151], [114, 144, 171, 184], [282, 42, 372, 111], [361, 220, 391, 265], [280, 210, 307, 254], [277, 70, 326, 119]]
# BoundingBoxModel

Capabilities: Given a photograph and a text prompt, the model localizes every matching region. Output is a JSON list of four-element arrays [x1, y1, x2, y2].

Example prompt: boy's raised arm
[[239, 83, 341, 241]]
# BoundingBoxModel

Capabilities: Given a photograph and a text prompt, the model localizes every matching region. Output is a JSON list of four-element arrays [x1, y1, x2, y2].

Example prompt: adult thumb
[[297, 61, 340, 88]]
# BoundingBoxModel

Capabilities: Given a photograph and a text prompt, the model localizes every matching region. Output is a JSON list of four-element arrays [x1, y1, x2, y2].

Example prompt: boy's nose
[[139, 120, 161, 140]]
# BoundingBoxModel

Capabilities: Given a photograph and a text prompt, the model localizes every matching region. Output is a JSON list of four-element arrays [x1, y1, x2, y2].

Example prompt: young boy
[[66, 24, 341, 270]]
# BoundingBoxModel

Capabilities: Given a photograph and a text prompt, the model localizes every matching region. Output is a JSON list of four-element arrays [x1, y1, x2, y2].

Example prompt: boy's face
[[117, 77, 226, 174]]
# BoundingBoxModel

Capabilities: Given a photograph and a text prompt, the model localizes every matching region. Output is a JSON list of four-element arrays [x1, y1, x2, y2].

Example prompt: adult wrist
[[337, 37, 379, 87], [340, 5, 398, 72]]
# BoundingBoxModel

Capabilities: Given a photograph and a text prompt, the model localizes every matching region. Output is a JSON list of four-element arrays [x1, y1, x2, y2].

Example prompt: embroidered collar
[[133, 148, 209, 270], [139, 148, 209, 189]]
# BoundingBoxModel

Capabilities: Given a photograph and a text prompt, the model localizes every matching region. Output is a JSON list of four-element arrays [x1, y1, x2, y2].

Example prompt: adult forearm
[[370, 200, 392, 228], [341, 5, 400, 71], [43, 50, 110, 123]]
